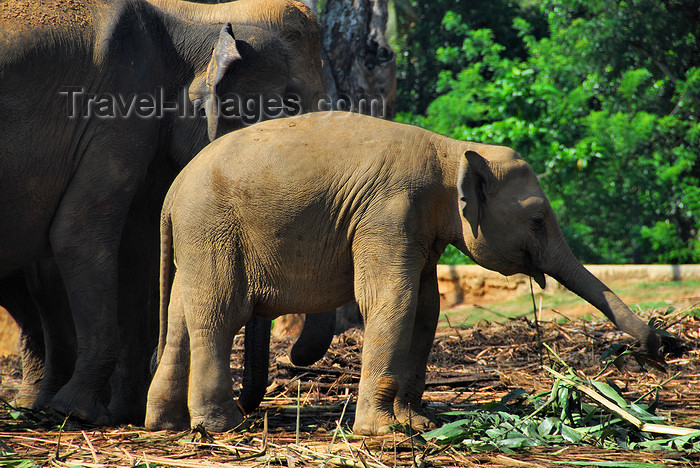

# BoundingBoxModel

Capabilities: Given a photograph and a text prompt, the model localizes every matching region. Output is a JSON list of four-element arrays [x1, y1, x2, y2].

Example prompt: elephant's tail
[[156, 200, 174, 367]]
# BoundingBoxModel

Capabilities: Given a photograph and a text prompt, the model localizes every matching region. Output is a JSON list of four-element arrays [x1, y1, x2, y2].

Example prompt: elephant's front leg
[[352, 264, 421, 435], [145, 275, 190, 430], [393, 266, 440, 430]]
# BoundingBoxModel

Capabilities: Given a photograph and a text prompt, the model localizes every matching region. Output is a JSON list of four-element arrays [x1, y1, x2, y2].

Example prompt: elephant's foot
[[189, 399, 245, 433], [49, 383, 111, 425], [146, 361, 190, 430], [109, 348, 153, 424], [12, 353, 44, 408], [11, 364, 43, 408], [31, 369, 76, 411], [144, 404, 190, 431], [352, 409, 396, 435], [353, 376, 400, 435], [109, 393, 146, 426], [109, 369, 150, 424], [11, 382, 41, 409], [144, 388, 189, 431], [32, 388, 59, 412], [394, 402, 435, 431]]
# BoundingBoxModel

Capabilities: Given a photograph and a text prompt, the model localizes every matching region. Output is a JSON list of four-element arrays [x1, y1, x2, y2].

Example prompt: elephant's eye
[[530, 214, 546, 232]]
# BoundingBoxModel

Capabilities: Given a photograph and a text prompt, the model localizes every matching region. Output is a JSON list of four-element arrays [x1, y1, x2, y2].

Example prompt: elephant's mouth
[[531, 270, 546, 289], [522, 251, 546, 289]]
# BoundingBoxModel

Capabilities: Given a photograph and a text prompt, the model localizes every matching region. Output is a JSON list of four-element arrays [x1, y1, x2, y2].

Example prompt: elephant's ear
[[188, 23, 242, 142], [457, 150, 496, 238]]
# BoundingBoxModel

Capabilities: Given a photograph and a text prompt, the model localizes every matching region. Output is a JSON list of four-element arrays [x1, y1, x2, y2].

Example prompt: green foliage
[[395, 0, 547, 115], [396, 0, 700, 264], [438, 244, 473, 265], [0, 462, 40, 468], [417, 361, 700, 456]]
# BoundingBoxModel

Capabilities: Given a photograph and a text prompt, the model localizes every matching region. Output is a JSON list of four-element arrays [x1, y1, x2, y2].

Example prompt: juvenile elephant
[[0, 0, 324, 424], [145, 112, 661, 435]]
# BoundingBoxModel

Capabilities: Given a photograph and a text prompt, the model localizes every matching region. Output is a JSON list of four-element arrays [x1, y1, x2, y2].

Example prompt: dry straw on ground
[[1, 300, 699, 467]]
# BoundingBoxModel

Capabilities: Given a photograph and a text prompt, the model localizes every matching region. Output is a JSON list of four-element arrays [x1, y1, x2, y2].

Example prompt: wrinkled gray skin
[[0, 0, 324, 424], [145, 112, 661, 435], [0, 262, 76, 409]]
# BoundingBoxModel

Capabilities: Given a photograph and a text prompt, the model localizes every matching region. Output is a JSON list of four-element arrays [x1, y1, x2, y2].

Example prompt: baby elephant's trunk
[[541, 239, 661, 356]]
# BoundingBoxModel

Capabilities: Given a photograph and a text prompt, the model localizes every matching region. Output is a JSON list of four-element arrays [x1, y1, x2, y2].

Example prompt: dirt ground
[[1, 297, 699, 467]]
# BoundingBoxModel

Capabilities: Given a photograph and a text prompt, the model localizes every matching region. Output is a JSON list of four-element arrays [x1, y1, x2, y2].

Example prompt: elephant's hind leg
[[24, 260, 77, 410], [48, 144, 147, 425], [179, 260, 249, 432], [145, 275, 190, 430]]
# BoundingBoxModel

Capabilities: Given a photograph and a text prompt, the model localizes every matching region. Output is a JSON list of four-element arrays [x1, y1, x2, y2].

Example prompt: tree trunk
[[318, 0, 396, 119]]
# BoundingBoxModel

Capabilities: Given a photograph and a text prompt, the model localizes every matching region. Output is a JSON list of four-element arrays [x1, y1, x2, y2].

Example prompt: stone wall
[[437, 264, 700, 307]]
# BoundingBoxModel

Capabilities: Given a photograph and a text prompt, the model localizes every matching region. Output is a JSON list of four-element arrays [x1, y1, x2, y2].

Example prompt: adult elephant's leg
[[24, 260, 77, 409], [110, 173, 167, 424], [48, 151, 146, 424], [288, 309, 336, 366], [0, 271, 45, 408], [110, 239, 155, 424], [145, 274, 190, 430], [15, 326, 45, 408], [334, 301, 363, 334], [393, 266, 439, 430], [352, 239, 421, 435], [238, 316, 271, 414]]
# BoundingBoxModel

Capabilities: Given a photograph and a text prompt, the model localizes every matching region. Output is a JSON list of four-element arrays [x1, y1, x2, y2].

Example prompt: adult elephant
[[0, 0, 324, 425], [146, 112, 664, 434], [0, 262, 76, 409]]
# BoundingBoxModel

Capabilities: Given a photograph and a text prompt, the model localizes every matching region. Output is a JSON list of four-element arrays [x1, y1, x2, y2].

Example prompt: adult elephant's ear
[[457, 150, 496, 238], [189, 23, 242, 141]]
